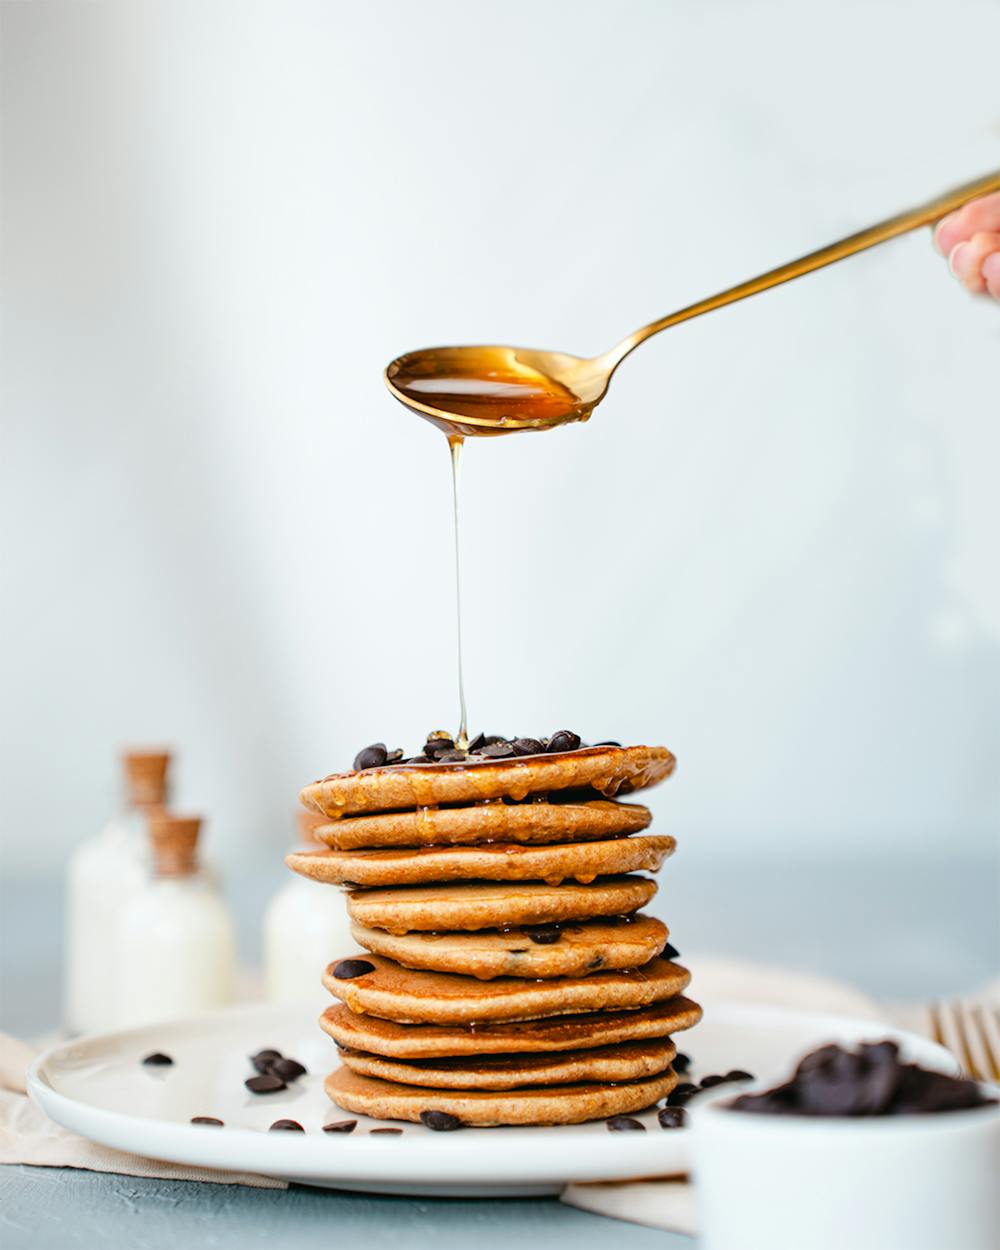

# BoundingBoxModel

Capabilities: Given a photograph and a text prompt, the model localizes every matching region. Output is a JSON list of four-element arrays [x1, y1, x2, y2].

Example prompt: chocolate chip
[[353, 742, 388, 770], [245, 1074, 286, 1094], [269, 1119, 304, 1132], [726, 1069, 755, 1083], [521, 923, 562, 945], [546, 730, 581, 753], [436, 750, 467, 763], [369, 1127, 403, 1135], [606, 1115, 646, 1131], [700, 1074, 726, 1088], [384, 748, 404, 764], [657, 1106, 686, 1129], [729, 1040, 998, 1119], [672, 1052, 691, 1074], [406, 754, 432, 764], [333, 958, 375, 979], [251, 1048, 283, 1074], [467, 733, 486, 752], [425, 730, 453, 744], [593, 740, 622, 747], [191, 1116, 224, 1126], [420, 1109, 462, 1131], [323, 1120, 358, 1133], [268, 1057, 307, 1082], [666, 1082, 698, 1106], [510, 737, 544, 756], [479, 741, 515, 758], [142, 1052, 173, 1066], [661, 941, 680, 960]]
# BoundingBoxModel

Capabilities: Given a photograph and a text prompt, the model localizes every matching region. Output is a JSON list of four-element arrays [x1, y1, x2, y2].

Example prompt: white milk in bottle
[[64, 749, 171, 1034], [264, 811, 353, 1003], [116, 813, 236, 1026]]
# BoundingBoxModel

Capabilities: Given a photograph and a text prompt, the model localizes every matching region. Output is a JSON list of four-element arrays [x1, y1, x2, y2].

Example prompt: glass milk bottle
[[116, 814, 236, 1026], [264, 811, 354, 1003], [64, 749, 171, 1034]]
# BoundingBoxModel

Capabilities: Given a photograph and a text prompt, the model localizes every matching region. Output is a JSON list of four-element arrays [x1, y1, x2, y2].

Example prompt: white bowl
[[690, 1079, 1000, 1250]]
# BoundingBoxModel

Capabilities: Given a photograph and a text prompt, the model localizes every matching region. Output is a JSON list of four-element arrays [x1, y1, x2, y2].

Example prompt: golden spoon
[[385, 169, 1000, 439]]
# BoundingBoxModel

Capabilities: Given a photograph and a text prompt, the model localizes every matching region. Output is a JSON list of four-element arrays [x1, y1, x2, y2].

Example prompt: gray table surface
[[2, 855, 996, 1249]]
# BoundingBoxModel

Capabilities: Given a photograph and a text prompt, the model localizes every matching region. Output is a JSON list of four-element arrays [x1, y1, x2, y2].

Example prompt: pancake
[[345, 875, 656, 934], [301, 744, 675, 820], [350, 914, 669, 979], [287, 836, 675, 887], [324, 1066, 678, 1127], [337, 1036, 677, 1090], [320, 997, 702, 1058], [322, 953, 690, 1024], [313, 799, 651, 850]]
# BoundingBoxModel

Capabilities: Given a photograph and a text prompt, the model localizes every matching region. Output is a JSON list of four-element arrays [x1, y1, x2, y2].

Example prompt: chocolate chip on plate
[[700, 1074, 727, 1088], [353, 743, 388, 771], [142, 1052, 173, 1066], [666, 1082, 698, 1106], [251, 1048, 283, 1074], [191, 1116, 224, 1126], [420, 1109, 463, 1131], [521, 923, 562, 945], [657, 1106, 687, 1129], [269, 1119, 305, 1132], [245, 1074, 286, 1094], [323, 1120, 358, 1134], [606, 1115, 646, 1131], [510, 737, 544, 756], [546, 729, 581, 753], [672, 1052, 691, 1074], [268, 1057, 307, 1082], [726, 1069, 755, 1083], [370, 1127, 403, 1135], [333, 958, 376, 979], [478, 741, 515, 758]]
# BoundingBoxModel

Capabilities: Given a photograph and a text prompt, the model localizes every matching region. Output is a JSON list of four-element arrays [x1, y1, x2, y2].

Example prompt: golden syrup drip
[[449, 435, 469, 750]]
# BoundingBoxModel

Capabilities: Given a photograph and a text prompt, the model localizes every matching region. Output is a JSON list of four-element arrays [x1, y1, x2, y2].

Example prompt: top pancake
[[300, 744, 675, 820]]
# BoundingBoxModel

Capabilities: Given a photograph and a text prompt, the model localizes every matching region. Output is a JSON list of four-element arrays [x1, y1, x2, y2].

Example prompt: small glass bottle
[[263, 811, 354, 1004], [115, 814, 236, 1026], [64, 749, 171, 1034]]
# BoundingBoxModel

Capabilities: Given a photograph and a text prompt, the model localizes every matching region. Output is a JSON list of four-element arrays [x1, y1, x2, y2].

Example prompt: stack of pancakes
[[291, 739, 700, 1127]]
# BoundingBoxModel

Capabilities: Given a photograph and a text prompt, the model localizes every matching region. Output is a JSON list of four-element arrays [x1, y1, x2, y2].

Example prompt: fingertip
[[947, 241, 967, 279], [933, 212, 958, 256], [982, 251, 1000, 302]]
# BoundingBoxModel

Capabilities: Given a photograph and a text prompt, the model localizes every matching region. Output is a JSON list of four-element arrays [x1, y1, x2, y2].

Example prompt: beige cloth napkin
[[0, 1033, 286, 1188], [561, 954, 888, 1234]]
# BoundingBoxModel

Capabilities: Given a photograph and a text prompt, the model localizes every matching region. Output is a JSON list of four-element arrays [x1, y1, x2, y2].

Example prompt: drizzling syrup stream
[[448, 435, 469, 750]]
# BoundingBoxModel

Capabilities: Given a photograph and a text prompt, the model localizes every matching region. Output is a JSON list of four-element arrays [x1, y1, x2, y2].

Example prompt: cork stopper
[[148, 813, 201, 877], [297, 809, 326, 847], [123, 749, 172, 809]]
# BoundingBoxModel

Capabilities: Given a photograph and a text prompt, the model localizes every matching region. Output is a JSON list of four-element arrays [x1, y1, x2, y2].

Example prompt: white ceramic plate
[[28, 1000, 956, 1197]]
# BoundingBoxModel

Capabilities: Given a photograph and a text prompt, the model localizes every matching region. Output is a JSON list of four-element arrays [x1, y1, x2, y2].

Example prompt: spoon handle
[[609, 168, 1000, 366]]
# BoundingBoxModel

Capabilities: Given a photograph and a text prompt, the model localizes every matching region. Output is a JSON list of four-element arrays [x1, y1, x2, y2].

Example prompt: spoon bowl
[[386, 170, 1000, 438], [384, 344, 611, 439]]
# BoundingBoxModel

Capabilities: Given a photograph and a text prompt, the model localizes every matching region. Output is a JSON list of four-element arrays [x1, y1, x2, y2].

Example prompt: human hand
[[932, 190, 1000, 300]]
